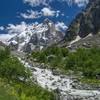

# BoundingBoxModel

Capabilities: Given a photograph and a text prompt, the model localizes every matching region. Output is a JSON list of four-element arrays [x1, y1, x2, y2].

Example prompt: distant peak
[[43, 18, 52, 24]]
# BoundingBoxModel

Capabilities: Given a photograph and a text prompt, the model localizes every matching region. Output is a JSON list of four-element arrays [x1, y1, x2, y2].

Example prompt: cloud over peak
[[41, 7, 56, 16], [20, 8, 60, 19], [74, 0, 89, 7], [20, 10, 41, 19], [20, 0, 88, 19], [23, 0, 89, 7], [23, 0, 52, 7]]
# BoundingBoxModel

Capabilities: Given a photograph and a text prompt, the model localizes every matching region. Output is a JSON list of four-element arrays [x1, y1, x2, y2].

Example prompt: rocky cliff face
[[65, 0, 100, 41], [8, 19, 64, 52]]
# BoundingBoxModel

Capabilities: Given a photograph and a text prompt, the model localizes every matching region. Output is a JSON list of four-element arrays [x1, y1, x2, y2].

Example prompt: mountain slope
[[8, 19, 65, 52], [65, 0, 100, 41]]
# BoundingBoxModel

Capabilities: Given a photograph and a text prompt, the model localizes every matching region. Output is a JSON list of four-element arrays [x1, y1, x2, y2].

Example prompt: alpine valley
[[0, 0, 100, 100]]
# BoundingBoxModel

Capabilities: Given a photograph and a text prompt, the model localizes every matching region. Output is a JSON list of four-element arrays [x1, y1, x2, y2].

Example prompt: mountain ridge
[[7, 19, 65, 52], [57, 0, 100, 49], [65, 0, 100, 41]]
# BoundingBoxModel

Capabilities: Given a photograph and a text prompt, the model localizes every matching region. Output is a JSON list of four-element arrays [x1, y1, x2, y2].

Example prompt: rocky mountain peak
[[43, 18, 52, 24], [65, 0, 100, 41], [43, 18, 56, 34], [57, 0, 100, 49], [8, 19, 64, 52]]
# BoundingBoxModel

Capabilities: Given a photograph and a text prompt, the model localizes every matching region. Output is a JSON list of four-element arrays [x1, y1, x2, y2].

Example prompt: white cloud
[[20, 8, 60, 19], [55, 22, 68, 31], [7, 22, 27, 34], [74, 0, 89, 7], [23, 0, 52, 7], [23, 0, 89, 7], [58, 0, 89, 7], [41, 7, 56, 16], [0, 34, 16, 43], [20, 10, 42, 19], [0, 26, 4, 31], [56, 10, 60, 17], [22, 0, 88, 19]]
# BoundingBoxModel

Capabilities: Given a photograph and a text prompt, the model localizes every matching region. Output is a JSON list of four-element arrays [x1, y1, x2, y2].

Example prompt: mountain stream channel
[[12, 51, 100, 100]]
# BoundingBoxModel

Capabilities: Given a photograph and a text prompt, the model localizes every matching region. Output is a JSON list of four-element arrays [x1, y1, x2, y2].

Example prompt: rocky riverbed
[[18, 57, 100, 100]]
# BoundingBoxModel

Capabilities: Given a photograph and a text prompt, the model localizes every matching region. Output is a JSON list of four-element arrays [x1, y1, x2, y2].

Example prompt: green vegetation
[[80, 78, 100, 85], [0, 47, 55, 100], [0, 78, 54, 100], [0, 47, 30, 81], [31, 46, 100, 82]]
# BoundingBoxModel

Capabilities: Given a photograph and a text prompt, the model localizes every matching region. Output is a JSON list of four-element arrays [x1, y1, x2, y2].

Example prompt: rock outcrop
[[8, 19, 64, 52], [65, 0, 100, 41]]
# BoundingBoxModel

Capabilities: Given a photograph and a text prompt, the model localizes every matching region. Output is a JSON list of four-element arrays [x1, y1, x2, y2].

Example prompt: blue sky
[[0, 0, 88, 33]]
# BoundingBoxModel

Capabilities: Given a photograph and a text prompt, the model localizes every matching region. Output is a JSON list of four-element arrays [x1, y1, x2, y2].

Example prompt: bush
[[31, 47, 100, 79], [0, 47, 55, 100], [0, 48, 31, 81]]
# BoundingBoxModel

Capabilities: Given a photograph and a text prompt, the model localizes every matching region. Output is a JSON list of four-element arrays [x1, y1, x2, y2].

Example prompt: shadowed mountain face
[[65, 0, 100, 41]]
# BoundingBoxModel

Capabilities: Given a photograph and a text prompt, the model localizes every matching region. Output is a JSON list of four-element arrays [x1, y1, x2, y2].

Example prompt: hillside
[[0, 46, 55, 100], [0, 0, 100, 100], [65, 0, 100, 41]]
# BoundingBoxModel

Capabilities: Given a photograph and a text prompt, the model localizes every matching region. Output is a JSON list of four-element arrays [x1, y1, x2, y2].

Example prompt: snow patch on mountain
[[6, 19, 65, 52], [0, 34, 16, 44], [70, 35, 81, 45]]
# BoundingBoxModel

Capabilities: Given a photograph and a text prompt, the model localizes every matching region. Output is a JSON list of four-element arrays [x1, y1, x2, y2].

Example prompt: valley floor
[[1, 47, 100, 100], [17, 51, 100, 100]]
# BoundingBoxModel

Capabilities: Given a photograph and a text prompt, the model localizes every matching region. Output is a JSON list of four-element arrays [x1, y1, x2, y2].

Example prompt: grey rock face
[[65, 0, 100, 41], [8, 19, 64, 52], [24, 19, 64, 52], [68, 34, 100, 50]]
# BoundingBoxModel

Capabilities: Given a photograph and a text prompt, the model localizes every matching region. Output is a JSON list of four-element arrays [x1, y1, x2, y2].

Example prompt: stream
[[14, 51, 100, 100]]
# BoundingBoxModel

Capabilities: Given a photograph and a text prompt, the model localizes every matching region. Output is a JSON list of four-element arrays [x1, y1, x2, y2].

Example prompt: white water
[[19, 58, 100, 99], [33, 67, 72, 91]]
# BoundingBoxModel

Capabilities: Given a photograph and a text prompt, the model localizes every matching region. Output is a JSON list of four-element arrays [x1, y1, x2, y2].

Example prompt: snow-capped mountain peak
[[8, 19, 65, 52]]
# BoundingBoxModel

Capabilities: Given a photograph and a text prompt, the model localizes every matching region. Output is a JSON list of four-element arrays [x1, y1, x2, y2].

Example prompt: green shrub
[[31, 47, 100, 79], [0, 48, 55, 100]]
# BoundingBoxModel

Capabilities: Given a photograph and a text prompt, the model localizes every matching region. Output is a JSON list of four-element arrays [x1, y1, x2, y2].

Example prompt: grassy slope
[[0, 79, 54, 100], [0, 47, 55, 100], [0, 87, 17, 100]]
